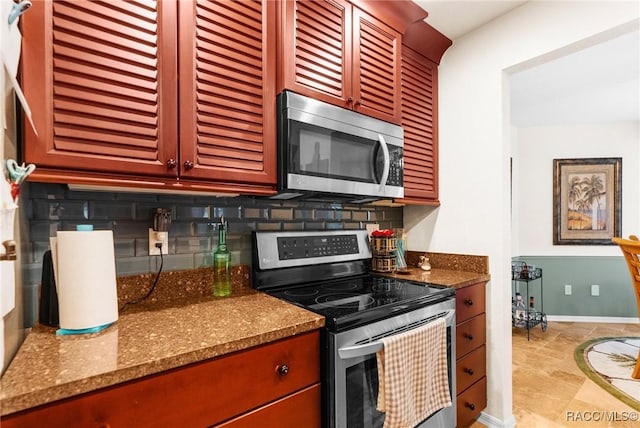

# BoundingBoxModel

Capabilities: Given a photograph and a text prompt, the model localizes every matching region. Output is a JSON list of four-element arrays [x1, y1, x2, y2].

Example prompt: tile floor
[[470, 321, 640, 427]]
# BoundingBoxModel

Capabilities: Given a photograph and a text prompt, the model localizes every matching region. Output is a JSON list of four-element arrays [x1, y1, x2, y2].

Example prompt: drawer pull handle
[[277, 364, 289, 376], [466, 402, 476, 411], [464, 333, 474, 341], [464, 368, 475, 375], [465, 299, 474, 306]]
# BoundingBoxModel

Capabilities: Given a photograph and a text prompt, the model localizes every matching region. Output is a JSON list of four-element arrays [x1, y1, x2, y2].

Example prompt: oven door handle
[[337, 309, 455, 360]]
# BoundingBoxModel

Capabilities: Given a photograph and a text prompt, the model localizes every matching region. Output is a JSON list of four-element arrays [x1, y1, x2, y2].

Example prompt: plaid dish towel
[[376, 317, 451, 428]]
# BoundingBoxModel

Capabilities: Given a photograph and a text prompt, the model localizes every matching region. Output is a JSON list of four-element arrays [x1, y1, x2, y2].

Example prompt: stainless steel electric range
[[252, 230, 457, 428]]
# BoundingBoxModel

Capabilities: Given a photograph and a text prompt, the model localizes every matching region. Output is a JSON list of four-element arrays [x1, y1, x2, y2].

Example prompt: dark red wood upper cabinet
[[352, 6, 401, 123], [397, 20, 451, 205], [21, 0, 277, 192], [279, 0, 403, 124], [21, 0, 178, 177], [178, 0, 276, 185], [279, 0, 352, 108], [400, 46, 439, 203]]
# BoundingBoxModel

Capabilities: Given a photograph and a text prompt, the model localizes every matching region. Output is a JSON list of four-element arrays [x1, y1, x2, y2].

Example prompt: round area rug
[[574, 337, 640, 411]]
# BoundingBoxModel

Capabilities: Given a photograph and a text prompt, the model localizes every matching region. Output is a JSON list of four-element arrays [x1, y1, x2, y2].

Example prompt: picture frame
[[553, 157, 622, 245]]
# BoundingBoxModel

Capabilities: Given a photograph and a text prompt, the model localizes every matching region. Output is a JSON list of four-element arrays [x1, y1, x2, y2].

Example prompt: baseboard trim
[[477, 412, 516, 428], [546, 315, 640, 323]]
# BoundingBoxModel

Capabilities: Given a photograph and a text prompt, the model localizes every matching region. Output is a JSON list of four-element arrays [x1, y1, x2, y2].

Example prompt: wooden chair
[[612, 235, 640, 379]]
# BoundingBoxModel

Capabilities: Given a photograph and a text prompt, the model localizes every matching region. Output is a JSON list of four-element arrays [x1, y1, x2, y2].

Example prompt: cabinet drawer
[[456, 376, 487, 428], [456, 313, 486, 359], [456, 345, 486, 394], [2, 331, 320, 428], [456, 282, 485, 324], [215, 383, 321, 428]]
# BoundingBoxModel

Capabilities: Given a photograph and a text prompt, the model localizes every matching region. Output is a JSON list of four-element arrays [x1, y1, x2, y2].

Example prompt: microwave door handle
[[378, 134, 390, 190], [336, 309, 455, 360]]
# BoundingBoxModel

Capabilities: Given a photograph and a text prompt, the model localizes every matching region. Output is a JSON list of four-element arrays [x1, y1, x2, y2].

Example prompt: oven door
[[327, 302, 456, 428], [278, 91, 403, 199]]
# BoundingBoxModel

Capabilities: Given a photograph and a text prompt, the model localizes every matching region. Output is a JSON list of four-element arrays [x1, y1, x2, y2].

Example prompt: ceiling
[[414, 0, 526, 40], [413, 0, 640, 127]]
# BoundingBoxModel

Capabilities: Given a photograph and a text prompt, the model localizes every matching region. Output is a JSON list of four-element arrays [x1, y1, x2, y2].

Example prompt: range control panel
[[277, 234, 359, 260]]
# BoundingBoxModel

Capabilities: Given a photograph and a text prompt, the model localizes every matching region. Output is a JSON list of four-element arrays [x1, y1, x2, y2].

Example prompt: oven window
[[340, 324, 453, 428], [346, 355, 385, 428]]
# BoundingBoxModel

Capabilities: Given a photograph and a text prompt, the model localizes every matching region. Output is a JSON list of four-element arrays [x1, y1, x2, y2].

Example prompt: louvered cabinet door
[[351, 6, 401, 124], [281, 0, 352, 108], [399, 47, 439, 204], [21, 0, 178, 176], [179, 0, 276, 185]]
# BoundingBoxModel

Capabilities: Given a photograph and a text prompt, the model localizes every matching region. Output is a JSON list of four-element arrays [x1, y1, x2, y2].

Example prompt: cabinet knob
[[465, 299, 474, 306], [183, 160, 194, 171], [347, 96, 353, 104], [464, 367, 475, 375], [277, 364, 289, 376], [464, 333, 474, 341], [354, 99, 362, 106], [465, 402, 476, 411], [166, 159, 177, 169]]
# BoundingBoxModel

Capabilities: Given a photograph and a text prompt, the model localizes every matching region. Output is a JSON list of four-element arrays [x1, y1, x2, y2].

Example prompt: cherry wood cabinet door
[[399, 46, 439, 203], [178, 0, 276, 185], [280, 0, 401, 124], [280, 0, 352, 108], [351, 6, 401, 124], [215, 384, 321, 428], [21, 0, 178, 177]]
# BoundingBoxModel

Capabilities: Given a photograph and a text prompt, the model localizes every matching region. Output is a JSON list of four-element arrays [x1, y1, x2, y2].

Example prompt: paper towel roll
[[50, 230, 118, 331]]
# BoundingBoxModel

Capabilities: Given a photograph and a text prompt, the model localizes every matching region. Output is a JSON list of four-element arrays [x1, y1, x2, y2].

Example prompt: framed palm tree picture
[[553, 158, 622, 245]]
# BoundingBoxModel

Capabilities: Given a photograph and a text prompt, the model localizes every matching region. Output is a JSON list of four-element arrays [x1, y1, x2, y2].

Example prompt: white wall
[[405, 2, 640, 426], [514, 122, 639, 256]]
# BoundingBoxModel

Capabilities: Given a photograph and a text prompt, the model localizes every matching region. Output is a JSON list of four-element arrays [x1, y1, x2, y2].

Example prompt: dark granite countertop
[[379, 250, 491, 288], [380, 267, 491, 289], [0, 251, 489, 417], [0, 270, 324, 417]]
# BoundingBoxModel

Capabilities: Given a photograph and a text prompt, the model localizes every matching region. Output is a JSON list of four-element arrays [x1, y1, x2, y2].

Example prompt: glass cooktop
[[267, 275, 454, 332]]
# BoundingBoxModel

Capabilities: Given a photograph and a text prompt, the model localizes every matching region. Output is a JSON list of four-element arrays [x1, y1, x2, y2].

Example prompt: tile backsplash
[[21, 183, 403, 325]]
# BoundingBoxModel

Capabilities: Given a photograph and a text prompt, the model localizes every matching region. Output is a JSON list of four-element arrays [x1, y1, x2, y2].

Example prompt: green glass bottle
[[213, 217, 231, 297]]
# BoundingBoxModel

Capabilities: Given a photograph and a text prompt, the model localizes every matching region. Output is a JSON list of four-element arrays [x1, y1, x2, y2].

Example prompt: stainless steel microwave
[[275, 91, 404, 203]]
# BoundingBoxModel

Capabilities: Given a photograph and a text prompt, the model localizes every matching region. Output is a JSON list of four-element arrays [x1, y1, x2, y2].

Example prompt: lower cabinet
[[216, 384, 320, 428], [455, 282, 487, 428], [456, 377, 487, 427], [1, 331, 320, 428]]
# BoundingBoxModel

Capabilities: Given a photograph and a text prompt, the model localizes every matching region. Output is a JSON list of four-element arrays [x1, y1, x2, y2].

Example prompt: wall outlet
[[591, 284, 600, 296], [149, 228, 169, 255], [564, 284, 572, 295]]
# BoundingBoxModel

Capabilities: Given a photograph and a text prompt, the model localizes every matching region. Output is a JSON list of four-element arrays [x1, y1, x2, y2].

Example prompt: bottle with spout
[[213, 217, 231, 297]]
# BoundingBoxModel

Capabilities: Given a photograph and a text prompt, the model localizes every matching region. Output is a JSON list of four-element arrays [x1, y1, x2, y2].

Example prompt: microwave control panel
[[376, 145, 403, 187]]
